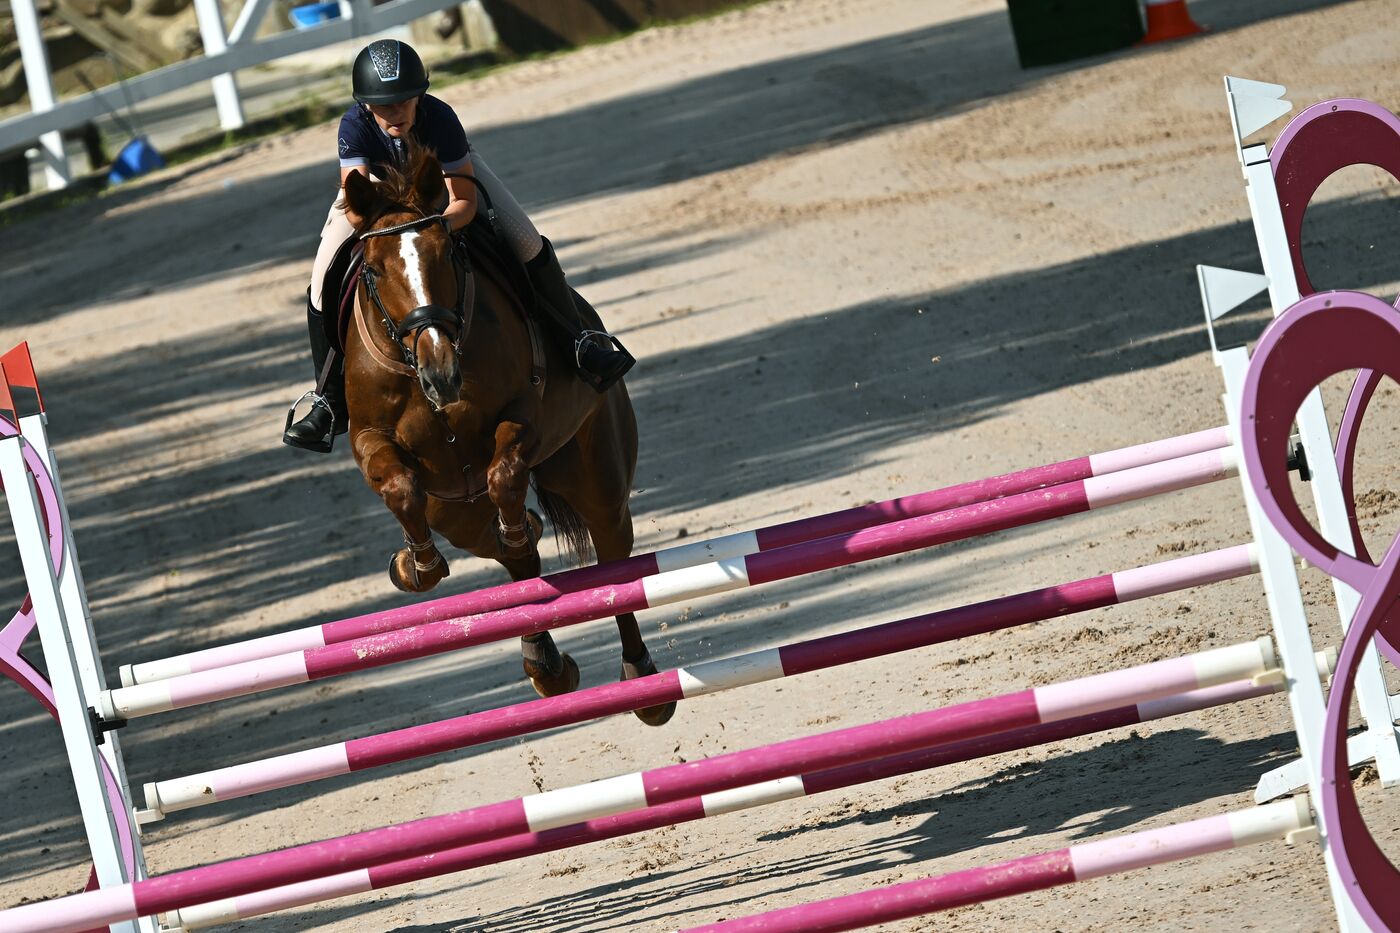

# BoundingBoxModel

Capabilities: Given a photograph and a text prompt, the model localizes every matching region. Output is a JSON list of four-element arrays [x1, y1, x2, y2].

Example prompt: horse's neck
[[460, 268, 535, 383], [347, 275, 533, 411]]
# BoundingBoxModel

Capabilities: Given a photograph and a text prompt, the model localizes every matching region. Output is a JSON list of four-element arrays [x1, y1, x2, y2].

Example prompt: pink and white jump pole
[[98, 445, 1239, 723], [122, 426, 1230, 686], [138, 544, 1259, 821], [679, 798, 1312, 933], [0, 637, 1276, 933], [164, 677, 1282, 931]]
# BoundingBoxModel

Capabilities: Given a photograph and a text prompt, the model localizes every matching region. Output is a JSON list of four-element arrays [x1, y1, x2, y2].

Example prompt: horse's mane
[[372, 142, 442, 214]]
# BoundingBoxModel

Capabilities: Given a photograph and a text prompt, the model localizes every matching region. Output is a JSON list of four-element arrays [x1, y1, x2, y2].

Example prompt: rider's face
[[367, 98, 417, 138]]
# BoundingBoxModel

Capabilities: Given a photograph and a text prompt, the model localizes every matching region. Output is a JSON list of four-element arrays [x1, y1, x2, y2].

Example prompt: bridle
[[356, 173, 499, 372], [358, 211, 470, 370]]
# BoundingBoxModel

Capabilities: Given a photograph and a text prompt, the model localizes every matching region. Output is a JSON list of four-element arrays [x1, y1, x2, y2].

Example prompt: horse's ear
[[413, 152, 447, 211], [341, 171, 383, 230]]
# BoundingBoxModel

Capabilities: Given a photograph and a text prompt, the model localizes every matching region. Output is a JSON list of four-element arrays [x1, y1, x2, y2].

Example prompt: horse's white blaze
[[399, 231, 431, 307], [421, 327, 447, 354]]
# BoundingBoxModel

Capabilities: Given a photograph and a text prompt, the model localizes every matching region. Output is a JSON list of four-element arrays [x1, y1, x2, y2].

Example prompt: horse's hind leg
[[451, 439, 579, 701], [500, 526, 580, 698], [500, 515, 581, 700], [537, 395, 673, 726], [432, 498, 577, 697], [591, 503, 676, 727]]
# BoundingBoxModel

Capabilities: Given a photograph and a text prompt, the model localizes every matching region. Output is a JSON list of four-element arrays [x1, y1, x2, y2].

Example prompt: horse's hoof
[[634, 699, 677, 727], [388, 553, 412, 593], [388, 548, 447, 593], [621, 649, 676, 727], [529, 652, 580, 698]]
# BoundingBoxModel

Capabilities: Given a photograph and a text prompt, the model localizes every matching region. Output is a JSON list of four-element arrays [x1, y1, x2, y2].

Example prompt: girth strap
[[525, 314, 547, 400]]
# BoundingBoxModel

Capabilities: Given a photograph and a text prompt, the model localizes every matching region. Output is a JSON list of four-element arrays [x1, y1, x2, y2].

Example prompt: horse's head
[[342, 148, 468, 411]]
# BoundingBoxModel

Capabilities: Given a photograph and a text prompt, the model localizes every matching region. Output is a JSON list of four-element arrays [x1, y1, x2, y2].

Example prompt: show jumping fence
[[0, 75, 1398, 933]]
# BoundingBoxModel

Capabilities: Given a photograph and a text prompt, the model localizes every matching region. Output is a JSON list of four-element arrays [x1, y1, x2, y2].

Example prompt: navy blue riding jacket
[[337, 94, 472, 177]]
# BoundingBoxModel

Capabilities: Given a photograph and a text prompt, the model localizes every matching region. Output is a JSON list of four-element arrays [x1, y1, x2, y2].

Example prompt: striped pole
[[679, 798, 1311, 933], [122, 427, 1230, 686], [139, 544, 1259, 821], [165, 677, 1279, 930], [98, 446, 1239, 722], [0, 638, 1276, 933]]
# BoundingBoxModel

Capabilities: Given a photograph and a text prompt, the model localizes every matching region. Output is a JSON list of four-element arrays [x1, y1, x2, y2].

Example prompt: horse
[[336, 146, 674, 726]]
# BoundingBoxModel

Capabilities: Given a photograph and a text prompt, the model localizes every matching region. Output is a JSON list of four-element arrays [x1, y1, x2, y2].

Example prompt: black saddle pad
[[321, 237, 363, 355]]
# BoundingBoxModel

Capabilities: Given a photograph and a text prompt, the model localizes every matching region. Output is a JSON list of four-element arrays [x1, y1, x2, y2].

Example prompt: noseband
[[359, 213, 471, 370]]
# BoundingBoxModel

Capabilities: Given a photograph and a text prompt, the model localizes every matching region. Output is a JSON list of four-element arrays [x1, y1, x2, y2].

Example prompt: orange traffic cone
[[1139, 0, 1205, 44]]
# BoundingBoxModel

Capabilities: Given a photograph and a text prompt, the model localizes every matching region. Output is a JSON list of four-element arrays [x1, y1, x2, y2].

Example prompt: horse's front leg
[[487, 420, 538, 562], [355, 432, 450, 593]]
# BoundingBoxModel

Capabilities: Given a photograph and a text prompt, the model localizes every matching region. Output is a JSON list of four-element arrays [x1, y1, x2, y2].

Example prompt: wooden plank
[[46, 0, 166, 71]]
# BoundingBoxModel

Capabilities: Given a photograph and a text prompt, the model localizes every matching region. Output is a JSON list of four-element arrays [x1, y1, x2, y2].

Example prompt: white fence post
[[8, 0, 71, 189], [0, 0, 481, 183], [193, 0, 247, 131], [349, 0, 375, 34]]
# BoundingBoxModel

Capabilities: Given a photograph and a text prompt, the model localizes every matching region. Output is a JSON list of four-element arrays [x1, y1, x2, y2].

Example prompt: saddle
[[320, 215, 548, 394]]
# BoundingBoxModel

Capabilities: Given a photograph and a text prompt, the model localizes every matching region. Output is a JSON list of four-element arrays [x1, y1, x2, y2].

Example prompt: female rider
[[284, 38, 633, 452]]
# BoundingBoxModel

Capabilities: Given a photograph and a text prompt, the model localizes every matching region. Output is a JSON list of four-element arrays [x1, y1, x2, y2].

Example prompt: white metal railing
[[2, 0, 468, 188]]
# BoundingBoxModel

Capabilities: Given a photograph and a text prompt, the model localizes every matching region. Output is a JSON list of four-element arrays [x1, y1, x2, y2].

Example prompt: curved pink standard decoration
[[0, 415, 139, 885], [1240, 290, 1400, 931], [1271, 99, 1400, 297], [1271, 97, 1400, 668]]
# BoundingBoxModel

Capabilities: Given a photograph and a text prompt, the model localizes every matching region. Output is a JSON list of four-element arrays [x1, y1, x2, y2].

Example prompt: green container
[[1006, 0, 1145, 68]]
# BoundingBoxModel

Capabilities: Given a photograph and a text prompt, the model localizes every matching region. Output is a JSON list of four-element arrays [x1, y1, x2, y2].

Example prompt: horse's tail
[[532, 481, 595, 567]]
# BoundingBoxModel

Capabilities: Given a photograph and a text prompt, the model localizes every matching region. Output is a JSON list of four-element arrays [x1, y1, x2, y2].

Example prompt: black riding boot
[[282, 291, 348, 453], [525, 237, 635, 393]]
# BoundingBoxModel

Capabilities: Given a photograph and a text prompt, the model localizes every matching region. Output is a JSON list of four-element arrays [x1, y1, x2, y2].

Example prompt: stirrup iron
[[574, 330, 634, 368], [283, 390, 338, 454]]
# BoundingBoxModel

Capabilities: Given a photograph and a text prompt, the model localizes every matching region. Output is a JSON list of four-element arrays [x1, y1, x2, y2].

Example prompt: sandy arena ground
[[3, 0, 1400, 929]]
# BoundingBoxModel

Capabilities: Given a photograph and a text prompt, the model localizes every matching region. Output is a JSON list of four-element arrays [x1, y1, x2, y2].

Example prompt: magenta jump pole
[[122, 426, 1230, 686], [139, 544, 1259, 820], [99, 445, 1240, 722], [165, 677, 1279, 931], [678, 796, 1313, 933], [1, 637, 1275, 933]]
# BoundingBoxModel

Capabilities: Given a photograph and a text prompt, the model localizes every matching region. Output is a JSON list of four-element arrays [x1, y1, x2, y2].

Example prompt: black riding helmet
[[352, 39, 429, 105]]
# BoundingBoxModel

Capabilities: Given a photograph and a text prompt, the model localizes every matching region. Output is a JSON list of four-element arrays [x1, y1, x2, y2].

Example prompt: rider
[[283, 38, 634, 452]]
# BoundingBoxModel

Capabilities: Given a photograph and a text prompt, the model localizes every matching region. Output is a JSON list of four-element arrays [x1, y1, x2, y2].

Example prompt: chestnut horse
[[338, 147, 673, 726]]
